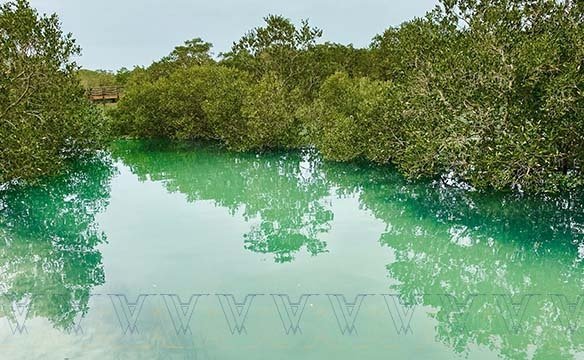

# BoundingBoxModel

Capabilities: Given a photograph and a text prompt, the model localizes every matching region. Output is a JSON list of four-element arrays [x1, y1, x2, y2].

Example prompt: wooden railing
[[88, 86, 123, 103]]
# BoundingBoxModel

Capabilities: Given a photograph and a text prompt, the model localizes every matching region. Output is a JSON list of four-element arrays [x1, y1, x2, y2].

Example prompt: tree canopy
[[2, 0, 582, 193], [0, 0, 106, 185], [110, 2, 583, 193]]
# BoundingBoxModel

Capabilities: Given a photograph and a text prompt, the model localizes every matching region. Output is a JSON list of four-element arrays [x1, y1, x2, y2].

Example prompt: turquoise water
[[0, 140, 583, 359]]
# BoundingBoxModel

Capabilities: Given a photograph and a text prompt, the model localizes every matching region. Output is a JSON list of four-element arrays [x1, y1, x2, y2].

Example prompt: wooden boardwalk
[[88, 86, 123, 103]]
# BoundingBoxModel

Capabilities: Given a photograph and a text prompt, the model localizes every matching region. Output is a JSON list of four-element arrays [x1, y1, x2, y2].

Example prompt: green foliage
[[163, 38, 213, 66], [0, 154, 114, 330], [113, 16, 378, 154], [77, 69, 117, 89], [222, 15, 322, 79], [110, 3, 583, 193], [240, 72, 304, 150], [201, 69, 305, 151], [111, 65, 216, 140], [146, 38, 215, 81], [112, 66, 304, 151], [113, 67, 132, 86], [200, 67, 251, 148], [382, 0, 584, 192], [110, 140, 332, 263], [306, 72, 389, 162], [313, 1, 584, 192], [77, 68, 130, 89], [0, 0, 106, 185], [305, 43, 371, 85], [222, 15, 325, 98]]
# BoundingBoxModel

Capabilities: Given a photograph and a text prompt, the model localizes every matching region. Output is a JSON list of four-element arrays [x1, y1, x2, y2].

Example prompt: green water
[[0, 140, 583, 359]]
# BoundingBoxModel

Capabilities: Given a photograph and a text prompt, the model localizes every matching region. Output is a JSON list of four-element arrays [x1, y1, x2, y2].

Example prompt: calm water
[[1, 140, 583, 359]]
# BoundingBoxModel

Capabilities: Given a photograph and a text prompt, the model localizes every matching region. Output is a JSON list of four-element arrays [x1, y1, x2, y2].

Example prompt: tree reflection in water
[[325, 161, 584, 359], [111, 141, 332, 263], [3, 141, 583, 358], [0, 155, 115, 331]]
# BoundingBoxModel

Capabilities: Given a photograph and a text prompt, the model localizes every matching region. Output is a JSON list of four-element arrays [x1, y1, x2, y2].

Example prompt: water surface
[[0, 141, 583, 359]]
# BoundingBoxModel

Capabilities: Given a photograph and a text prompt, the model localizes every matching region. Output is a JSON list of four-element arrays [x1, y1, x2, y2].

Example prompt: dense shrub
[[306, 72, 389, 162], [240, 73, 304, 150], [221, 15, 322, 96], [77, 69, 116, 89], [110, 65, 221, 140], [112, 68, 305, 151], [200, 68, 251, 149], [110, 1, 584, 193], [314, 1, 584, 192], [0, 0, 106, 185], [387, 1, 584, 192]]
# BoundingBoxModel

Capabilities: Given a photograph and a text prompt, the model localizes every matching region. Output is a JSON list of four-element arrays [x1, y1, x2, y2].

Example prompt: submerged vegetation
[[1, 0, 583, 193]]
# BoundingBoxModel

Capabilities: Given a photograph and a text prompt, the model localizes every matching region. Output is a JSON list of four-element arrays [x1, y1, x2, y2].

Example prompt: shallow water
[[0, 140, 583, 359]]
